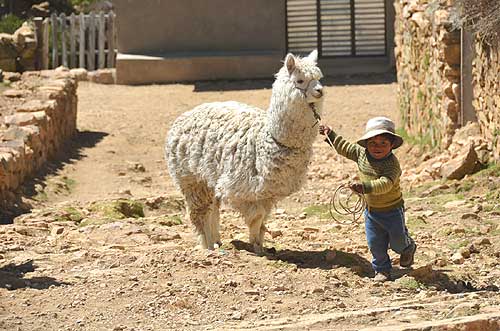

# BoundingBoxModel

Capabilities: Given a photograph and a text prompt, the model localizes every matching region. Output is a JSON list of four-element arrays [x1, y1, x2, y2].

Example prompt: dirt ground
[[0, 75, 499, 331]]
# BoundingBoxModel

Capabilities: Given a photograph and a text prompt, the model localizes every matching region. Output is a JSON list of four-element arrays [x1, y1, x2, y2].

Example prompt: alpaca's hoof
[[252, 243, 265, 256]]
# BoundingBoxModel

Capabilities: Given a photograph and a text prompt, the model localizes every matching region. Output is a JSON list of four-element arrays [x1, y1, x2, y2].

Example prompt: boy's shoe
[[374, 271, 391, 282], [400, 242, 417, 268]]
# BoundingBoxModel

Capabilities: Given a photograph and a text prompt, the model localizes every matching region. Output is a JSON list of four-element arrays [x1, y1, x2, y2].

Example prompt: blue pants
[[364, 207, 413, 272]]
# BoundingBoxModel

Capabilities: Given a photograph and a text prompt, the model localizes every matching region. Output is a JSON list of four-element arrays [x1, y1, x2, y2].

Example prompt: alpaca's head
[[285, 50, 323, 104], [268, 50, 325, 148], [274, 50, 324, 107]]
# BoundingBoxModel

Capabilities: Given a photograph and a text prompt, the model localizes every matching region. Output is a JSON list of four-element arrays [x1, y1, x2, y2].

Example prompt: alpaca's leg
[[240, 201, 272, 254], [181, 180, 219, 250], [208, 198, 222, 247]]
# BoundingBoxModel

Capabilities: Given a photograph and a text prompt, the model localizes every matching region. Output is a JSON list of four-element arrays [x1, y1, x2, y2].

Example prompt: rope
[[328, 183, 366, 223], [323, 130, 367, 223]]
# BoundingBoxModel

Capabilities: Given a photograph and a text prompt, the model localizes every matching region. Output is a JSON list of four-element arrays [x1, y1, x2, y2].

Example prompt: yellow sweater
[[326, 131, 404, 211]]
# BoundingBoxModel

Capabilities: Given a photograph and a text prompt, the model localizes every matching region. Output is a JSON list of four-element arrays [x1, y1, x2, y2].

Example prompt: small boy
[[319, 117, 416, 282]]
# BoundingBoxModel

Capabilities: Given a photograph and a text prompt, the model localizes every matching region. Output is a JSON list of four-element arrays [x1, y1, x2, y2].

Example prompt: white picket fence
[[34, 11, 116, 70]]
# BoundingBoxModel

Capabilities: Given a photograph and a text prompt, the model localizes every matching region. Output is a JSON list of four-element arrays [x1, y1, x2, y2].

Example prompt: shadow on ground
[[192, 73, 396, 92], [0, 130, 108, 224], [405, 265, 500, 294], [231, 239, 373, 277], [0, 260, 69, 290]]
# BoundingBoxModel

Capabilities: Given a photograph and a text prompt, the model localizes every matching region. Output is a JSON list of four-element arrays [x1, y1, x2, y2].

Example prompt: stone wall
[[0, 71, 77, 208], [472, 39, 500, 159], [0, 22, 37, 72], [394, 0, 461, 148]]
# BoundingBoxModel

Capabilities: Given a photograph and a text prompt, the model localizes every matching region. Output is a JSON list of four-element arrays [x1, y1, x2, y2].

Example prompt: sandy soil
[[0, 75, 499, 330]]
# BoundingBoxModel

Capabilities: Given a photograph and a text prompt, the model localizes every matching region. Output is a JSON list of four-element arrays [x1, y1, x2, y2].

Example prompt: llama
[[165, 50, 324, 252]]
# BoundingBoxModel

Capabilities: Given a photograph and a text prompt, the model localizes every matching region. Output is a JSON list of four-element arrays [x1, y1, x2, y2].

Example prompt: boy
[[319, 117, 416, 282]]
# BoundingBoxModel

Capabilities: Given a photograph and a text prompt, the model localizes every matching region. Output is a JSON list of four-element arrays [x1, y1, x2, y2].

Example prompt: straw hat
[[357, 117, 403, 149]]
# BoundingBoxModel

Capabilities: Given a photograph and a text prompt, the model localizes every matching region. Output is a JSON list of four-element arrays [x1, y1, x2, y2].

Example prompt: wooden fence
[[33, 11, 116, 71]]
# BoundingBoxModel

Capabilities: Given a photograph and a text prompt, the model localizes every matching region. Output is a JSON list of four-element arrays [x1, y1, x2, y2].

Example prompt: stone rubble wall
[[0, 71, 77, 207], [394, 0, 460, 149], [472, 39, 500, 159], [0, 22, 37, 72]]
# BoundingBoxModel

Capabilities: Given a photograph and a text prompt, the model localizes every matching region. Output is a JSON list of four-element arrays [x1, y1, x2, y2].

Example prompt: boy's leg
[[385, 207, 414, 254], [364, 209, 391, 273]]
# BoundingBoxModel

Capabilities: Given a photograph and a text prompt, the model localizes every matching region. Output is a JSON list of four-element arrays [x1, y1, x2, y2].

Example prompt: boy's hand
[[319, 125, 332, 136], [349, 182, 364, 194]]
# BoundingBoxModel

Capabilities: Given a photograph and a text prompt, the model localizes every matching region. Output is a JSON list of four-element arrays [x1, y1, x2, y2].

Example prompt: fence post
[[88, 11, 96, 71], [98, 11, 106, 69], [60, 13, 68, 68], [107, 12, 116, 68], [460, 27, 476, 125], [42, 18, 50, 69], [51, 13, 59, 68], [79, 13, 86, 68], [69, 13, 76, 68], [33, 17, 43, 70]]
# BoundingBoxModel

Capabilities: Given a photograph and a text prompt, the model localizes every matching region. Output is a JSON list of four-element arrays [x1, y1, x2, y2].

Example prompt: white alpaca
[[165, 50, 324, 252]]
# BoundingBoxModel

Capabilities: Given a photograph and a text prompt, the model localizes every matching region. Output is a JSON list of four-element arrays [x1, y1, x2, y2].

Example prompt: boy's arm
[[362, 176, 395, 195], [361, 161, 401, 195], [325, 130, 362, 162]]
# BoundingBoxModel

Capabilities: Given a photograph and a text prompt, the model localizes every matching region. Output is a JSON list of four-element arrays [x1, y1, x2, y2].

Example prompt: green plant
[[70, 0, 99, 12], [398, 277, 426, 290], [0, 14, 23, 34]]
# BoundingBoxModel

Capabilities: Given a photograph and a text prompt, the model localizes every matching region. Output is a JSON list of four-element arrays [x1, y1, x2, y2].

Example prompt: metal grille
[[286, 0, 318, 56], [286, 0, 387, 57]]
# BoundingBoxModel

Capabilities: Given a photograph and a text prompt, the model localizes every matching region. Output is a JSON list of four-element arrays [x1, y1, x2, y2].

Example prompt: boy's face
[[366, 135, 393, 159]]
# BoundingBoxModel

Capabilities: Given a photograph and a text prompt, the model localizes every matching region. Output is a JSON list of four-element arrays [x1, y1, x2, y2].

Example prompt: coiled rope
[[324, 131, 367, 223]]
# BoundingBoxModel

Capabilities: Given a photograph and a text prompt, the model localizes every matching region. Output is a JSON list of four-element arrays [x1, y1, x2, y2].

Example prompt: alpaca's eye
[[297, 79, 304, 84]]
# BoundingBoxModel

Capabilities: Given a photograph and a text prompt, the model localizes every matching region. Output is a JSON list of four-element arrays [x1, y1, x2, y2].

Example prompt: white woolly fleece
[[165, 50, 324, 250]]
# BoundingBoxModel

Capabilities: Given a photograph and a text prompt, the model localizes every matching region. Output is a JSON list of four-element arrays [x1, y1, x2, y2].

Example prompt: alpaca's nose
[[314, 87, 323, 98]]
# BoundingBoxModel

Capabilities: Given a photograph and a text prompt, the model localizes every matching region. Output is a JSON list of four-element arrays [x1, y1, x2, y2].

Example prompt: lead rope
[[306, 92, 366, 223], [323, 128, 367, 223]]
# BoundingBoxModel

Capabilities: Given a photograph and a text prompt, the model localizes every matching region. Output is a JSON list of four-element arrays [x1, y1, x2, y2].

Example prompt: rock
[[3, 72, 21, 82], [420, 183, 449, 197], [451, 252, 465, 264], [461, 213, 480, 220], [474, 238, 491, 246], [472, 204, 483, 214], [443, 200, 467, 209], [440, 143, 479, 180], [4, 111, 47, 127], [50, 226, 64, 236], [269, 230, 282, 238], [458, 247, 471, 259], [69, 68, 88, 81], [435, 258, 448, 267], [88, 69, 115, 84], [2, 89, 25, 98]]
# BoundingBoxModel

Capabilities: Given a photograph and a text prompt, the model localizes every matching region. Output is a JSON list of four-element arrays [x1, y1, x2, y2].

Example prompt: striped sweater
[[326, 131, 403, 211]]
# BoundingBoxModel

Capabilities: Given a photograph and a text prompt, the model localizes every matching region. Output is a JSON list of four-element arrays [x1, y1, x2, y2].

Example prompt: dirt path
[[1, 76, 499, 330]]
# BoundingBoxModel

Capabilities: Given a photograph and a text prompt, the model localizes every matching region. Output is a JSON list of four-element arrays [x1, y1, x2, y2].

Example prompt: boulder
[[440, 143, 479, 180], [88, 69, 115, 84]]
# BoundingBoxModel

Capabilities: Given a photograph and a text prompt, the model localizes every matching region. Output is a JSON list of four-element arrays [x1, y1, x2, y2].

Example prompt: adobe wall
[[0, 70, 77, 208]]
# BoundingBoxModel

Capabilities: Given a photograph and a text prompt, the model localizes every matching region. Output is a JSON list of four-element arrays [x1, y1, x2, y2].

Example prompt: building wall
[[113, 0, 286, 84], [394, 0, 460, 148], [472, 39, 500, 159], [395, 0, 500, 158]]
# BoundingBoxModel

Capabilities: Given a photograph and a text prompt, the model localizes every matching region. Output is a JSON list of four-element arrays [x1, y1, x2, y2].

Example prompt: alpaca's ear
[[285, 53, 296, 75], [307, 50, 318, 63]]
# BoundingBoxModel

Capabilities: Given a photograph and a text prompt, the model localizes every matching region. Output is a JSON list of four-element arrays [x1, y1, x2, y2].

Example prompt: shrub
[[0, 14, 23, 34]]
